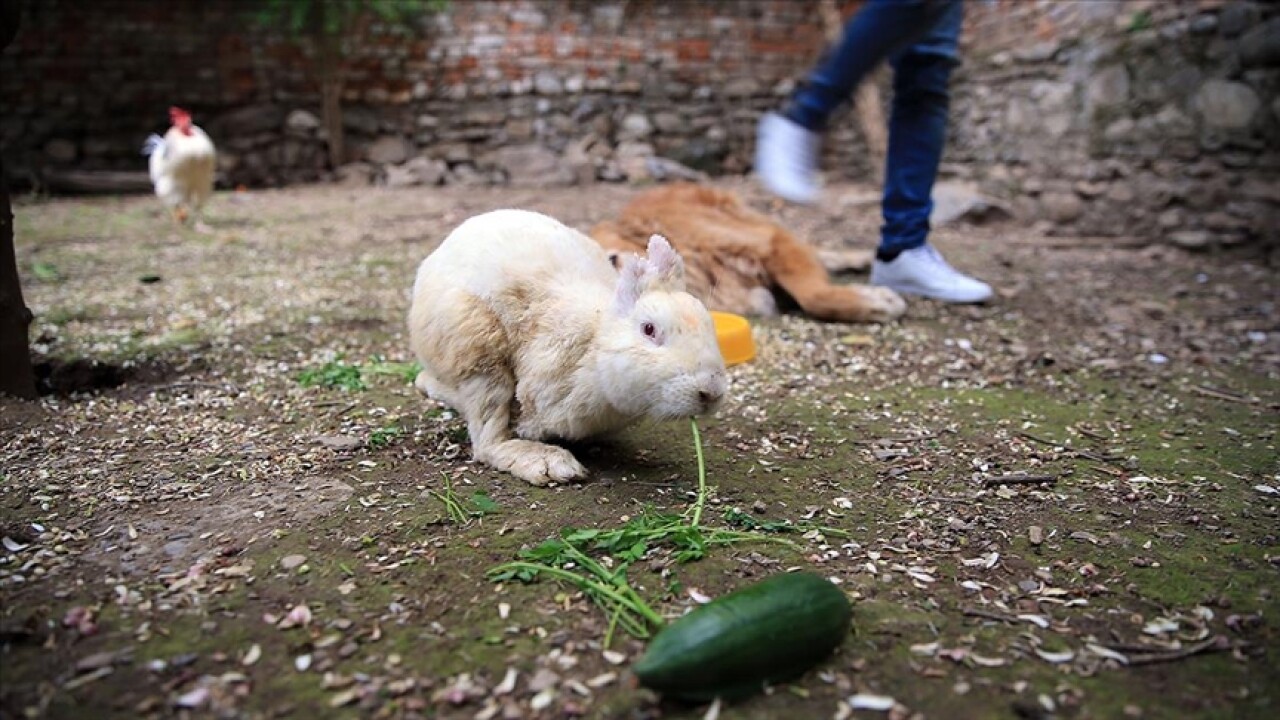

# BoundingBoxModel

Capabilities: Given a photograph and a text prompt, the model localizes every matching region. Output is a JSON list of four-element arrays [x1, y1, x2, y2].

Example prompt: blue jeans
[[785, 0, 964, 256]]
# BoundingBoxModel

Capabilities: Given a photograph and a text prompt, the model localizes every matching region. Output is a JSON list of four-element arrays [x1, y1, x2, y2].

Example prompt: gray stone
[[416, 114, 439, 129], [1013, 40, 1060, 63], [1204, 211, 1247, 230], [281, 138, 304, 166], [1184, 160, 1218, 178], [1240, 178, 1280, 202], [1041, 191, 1085, 223], [1219, 1, 1260, 37], [1157, 208, 1183, 229], [509, 6, 547, 27], [534, 71, 563, 95], [286, 109, 320, 134], [404, 155, 448, 186], [509, 77, 533, 96], [464, 108, 506, 126], [1128, 28, 1159, 53], [1199, 130, 1227, 152], [564, 75, 585, 94], [434, 142, 473, 164], [547, 113, 575, 135], [1190, 14, 1218, 35], [930, 181, 1013, 225], [343, 107, 380, 135], [1160, 19, 1190, 42], [1103, 116, 1136, 141], [645, 156, 709, 183], [1152, 104, 1195, 137], [591, 4, 625, 32], [214, 105, 284, 136], [1170, 230, 1214, 249], [1105, 181, 1136, 204], [1183, 179, 1220, 210], [1169, 140, 1201, 161], [335, 162, 374, 187], [382, 164, 418, 188], [619, 113, 654, 140], [723, 78, 761, 97], [668, 137, 728, 174], [447, 163, 488, 187], [1033, 81, 1075, 110], [505, 118, 535, 141], [1088, 65, 1131, 110], [653, 112, 683, 134], [481, 144, 574, 187], [44, 138, 77, 163], [615, 140, 655, 181], [1003, 97, 1034, 132], [597, 160, 626, 182], [366, 135, 413, 165], [1166, 66, 1204, 101], [1239, 18, 1280, 67], [1074, 181, 1107, 198], [1195, 80, 1261, 129]]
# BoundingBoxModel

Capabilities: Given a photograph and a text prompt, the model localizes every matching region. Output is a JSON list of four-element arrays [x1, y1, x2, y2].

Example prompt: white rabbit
[[408, 209, 728, 486]]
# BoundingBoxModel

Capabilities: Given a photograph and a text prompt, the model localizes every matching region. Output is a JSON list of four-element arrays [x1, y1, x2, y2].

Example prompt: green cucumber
[[632, 571, 852, 701]]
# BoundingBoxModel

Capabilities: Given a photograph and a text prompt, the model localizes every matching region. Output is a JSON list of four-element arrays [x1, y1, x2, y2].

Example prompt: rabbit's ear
[[644, 234, 685, 290], [612, 254, 645, 315]]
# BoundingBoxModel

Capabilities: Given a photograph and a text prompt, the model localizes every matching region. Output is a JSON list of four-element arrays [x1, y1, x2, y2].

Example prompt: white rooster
[[142, 106, 216, 226]]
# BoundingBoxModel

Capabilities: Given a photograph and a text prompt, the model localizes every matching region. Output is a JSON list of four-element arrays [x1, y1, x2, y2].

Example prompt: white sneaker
[[755, 112, 820, 204], [870, 244, 994, 303]]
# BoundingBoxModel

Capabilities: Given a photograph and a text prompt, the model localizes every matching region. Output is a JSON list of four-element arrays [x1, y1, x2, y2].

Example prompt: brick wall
[[1, 0, 835, 184]]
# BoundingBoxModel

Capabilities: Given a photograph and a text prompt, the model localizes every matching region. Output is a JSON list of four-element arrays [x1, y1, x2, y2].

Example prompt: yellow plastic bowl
[[711, 311, 755, 366]]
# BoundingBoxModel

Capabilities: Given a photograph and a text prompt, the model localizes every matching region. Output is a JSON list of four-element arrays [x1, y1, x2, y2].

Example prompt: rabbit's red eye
[[642, 322, 656, 338]]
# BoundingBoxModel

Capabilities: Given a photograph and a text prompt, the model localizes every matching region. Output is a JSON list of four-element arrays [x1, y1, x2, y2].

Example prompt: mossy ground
[[2, 181, 1276, 719]]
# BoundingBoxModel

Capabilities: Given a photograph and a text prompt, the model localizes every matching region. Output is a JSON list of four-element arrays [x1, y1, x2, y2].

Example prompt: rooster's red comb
[[168, 106, 191, 119]]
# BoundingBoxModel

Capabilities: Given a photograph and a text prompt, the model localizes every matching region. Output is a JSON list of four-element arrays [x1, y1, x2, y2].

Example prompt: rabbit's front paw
[[498, 441, 587, 486]]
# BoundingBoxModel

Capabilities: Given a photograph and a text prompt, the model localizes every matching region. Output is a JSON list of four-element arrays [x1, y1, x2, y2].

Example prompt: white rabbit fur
[[408, 209, 728, 486]]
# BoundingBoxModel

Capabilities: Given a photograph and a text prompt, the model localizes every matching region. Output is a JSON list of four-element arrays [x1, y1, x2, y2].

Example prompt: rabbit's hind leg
[[457, 375, 586, 486], [414, 367, 463, 411]]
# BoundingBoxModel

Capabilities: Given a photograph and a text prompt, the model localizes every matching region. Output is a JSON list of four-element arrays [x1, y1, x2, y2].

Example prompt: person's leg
[[787, 0, 957, 132], [878, 1, 961, 258], [870, 0, 993, 303], [756, 0, 954, 204]]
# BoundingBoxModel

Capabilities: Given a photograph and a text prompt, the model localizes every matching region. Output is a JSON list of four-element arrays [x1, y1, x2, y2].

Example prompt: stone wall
[[946, 0, 1279, 246], [2, 0, 1276, 245]]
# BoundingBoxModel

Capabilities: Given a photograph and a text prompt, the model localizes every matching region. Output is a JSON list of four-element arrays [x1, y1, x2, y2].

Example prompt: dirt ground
[[1, 178, 1277, 720]]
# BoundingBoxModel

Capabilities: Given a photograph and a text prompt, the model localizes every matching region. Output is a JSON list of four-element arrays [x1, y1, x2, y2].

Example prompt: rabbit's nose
[[698, 387, 725, 407]]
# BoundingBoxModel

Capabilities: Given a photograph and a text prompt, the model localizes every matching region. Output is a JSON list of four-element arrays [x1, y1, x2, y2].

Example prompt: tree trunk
[[318, 31, 345, 168], [321, 76, 345, 168], [0, 0, 35, 399], [0, 153, 38, 399]]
